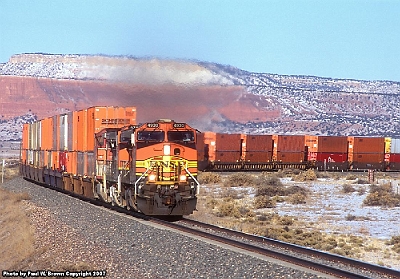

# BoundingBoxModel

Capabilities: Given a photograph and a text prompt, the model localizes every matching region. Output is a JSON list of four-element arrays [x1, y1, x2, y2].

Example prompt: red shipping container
[[318, 136, 348, 153], [215, 133, 243, 151], [353, 153, 384, 163], [316, 152, 347, 163], [389, 153, 400, 163], [349, 137, 385, 153], [274, 135, 305, 152], [277, 151, 305, 163], [215, 151, 241, 162], [59, 151, 67, 172], [244, 151, 273, 162], [245, 135, 273, 152]]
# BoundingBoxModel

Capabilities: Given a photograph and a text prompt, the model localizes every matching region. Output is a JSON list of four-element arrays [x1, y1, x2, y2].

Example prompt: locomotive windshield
[[167, 131, 195, 142], [137, 131, 165, 142]]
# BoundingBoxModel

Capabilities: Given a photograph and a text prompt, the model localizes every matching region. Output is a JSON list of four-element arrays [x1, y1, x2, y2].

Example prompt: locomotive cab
[[133, 119, 199, 215]]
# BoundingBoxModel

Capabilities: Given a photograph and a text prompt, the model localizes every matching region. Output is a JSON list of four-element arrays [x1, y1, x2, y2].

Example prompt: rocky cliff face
[[1, 53, 400, 140]]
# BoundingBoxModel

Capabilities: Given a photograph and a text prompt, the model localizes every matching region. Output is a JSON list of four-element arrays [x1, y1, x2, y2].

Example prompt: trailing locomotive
[[20, 106, 199, 216], [198, 132, 400, 172]]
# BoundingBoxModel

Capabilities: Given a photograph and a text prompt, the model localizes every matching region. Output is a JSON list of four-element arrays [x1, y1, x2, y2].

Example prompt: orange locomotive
[[94, 119, 199, 215], [20, 106, 199, 216]]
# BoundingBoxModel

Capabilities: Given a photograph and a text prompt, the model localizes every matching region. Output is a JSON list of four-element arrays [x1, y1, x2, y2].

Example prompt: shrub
[[386, 235, 400, 254], [214, 199, 240, 217], [287, 193, 307, 204], [357, 179, 370, 184], [346, 174, 357, 180], [254, 195, 276, 209], [294, 169, 317, 181], [342, 184, 356, 193], [285, 185, 309, 196], [206, 198, 218, 209], [279, 216, 294, 226], [220, 188, 241, 199], [198, 172, 221, 184], [345, 214, 357, 221], [255, 173, 282, 187], [223, 173, 254, 187], [363, 184, 400, 207]]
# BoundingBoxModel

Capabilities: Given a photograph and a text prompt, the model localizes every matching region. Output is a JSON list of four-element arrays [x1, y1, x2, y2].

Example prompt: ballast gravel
[[2, 177, 327, 279]]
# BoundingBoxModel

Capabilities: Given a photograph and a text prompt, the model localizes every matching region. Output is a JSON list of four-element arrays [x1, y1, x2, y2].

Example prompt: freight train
[[20, 106, 199, 216], [197, 132, 400, 172]]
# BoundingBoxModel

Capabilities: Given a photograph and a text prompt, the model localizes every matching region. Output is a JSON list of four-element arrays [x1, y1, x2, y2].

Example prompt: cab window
[[137, 131, 164, 142], [167, 131, 195, 142]]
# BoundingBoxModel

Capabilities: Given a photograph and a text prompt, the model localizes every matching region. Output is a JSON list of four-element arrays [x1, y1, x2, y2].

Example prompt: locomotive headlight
[[148, 174, 156, 182], [163, 144, 171, 155], [179, 174, 187, 182]]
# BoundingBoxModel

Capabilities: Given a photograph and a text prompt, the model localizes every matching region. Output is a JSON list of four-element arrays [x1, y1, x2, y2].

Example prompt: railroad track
[[156, 217, 400, 279]]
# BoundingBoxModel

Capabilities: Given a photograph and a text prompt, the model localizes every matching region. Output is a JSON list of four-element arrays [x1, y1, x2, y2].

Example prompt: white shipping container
[[391, 138, 400, 153], [59, 114, 69, 151]]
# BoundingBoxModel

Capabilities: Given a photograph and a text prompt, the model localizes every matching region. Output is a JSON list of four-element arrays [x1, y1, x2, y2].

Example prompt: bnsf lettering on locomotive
[[160, 161, 180, 167], [147, 123, 159, 128], [102, 119, 130, 124], [173, 123, 185, 128]]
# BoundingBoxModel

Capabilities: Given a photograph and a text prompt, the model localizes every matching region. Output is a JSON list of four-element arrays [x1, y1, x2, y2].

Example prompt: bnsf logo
[[151, 161, 185, 168]]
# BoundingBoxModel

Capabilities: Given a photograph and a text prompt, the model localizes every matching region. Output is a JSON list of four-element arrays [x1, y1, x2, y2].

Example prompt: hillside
[[1, 53, 400, 140]]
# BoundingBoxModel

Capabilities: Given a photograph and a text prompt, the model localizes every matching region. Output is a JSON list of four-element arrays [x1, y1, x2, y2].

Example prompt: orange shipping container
[[86, 106, 137, 151], [318, 136, 348, 153], [273, 135, 306, 162], [66, 151, 78, 175], [77, 109, 88, 151], [22, 124, 29, 149], [41, 117, 53, 151], [197, 131, 217, 162], [215, 133, 243, 151], [244, 134, 273, 162]]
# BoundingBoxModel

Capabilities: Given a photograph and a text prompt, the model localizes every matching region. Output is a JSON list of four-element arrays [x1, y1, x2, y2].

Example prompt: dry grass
[[1, 162, 20, 182], [0, 187, 34, 271], [0, 186, 99, 274]]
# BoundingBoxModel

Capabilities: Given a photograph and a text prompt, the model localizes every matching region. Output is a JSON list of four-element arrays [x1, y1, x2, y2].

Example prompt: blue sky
[[1, 0, 399, 81]]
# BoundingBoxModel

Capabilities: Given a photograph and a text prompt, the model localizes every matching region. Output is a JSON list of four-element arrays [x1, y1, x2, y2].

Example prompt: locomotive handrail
[[184, 166, 200, 195], [134, 165, 152, 199]]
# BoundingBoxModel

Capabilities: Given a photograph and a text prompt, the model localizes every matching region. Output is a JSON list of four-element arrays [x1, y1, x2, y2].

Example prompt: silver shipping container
[[59, 114, 68, 151], [78, 152, 85, 175], [47, 151, 52, 169], [28, 150, 34, 165], [391, 138, 400, 153], [39, 150, 45, 168], [87, 152, 95, 176], [29, 121, 41, 150]]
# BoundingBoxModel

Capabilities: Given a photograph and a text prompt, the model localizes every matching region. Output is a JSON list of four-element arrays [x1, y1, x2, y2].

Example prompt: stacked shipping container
[[196, 133, 400, 171], [272, 135, 306, 163], [385, 138, 400, 170], [305, 135, 348, 170], [20, 106, 137, 193], [348, 137, 385, 170]]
